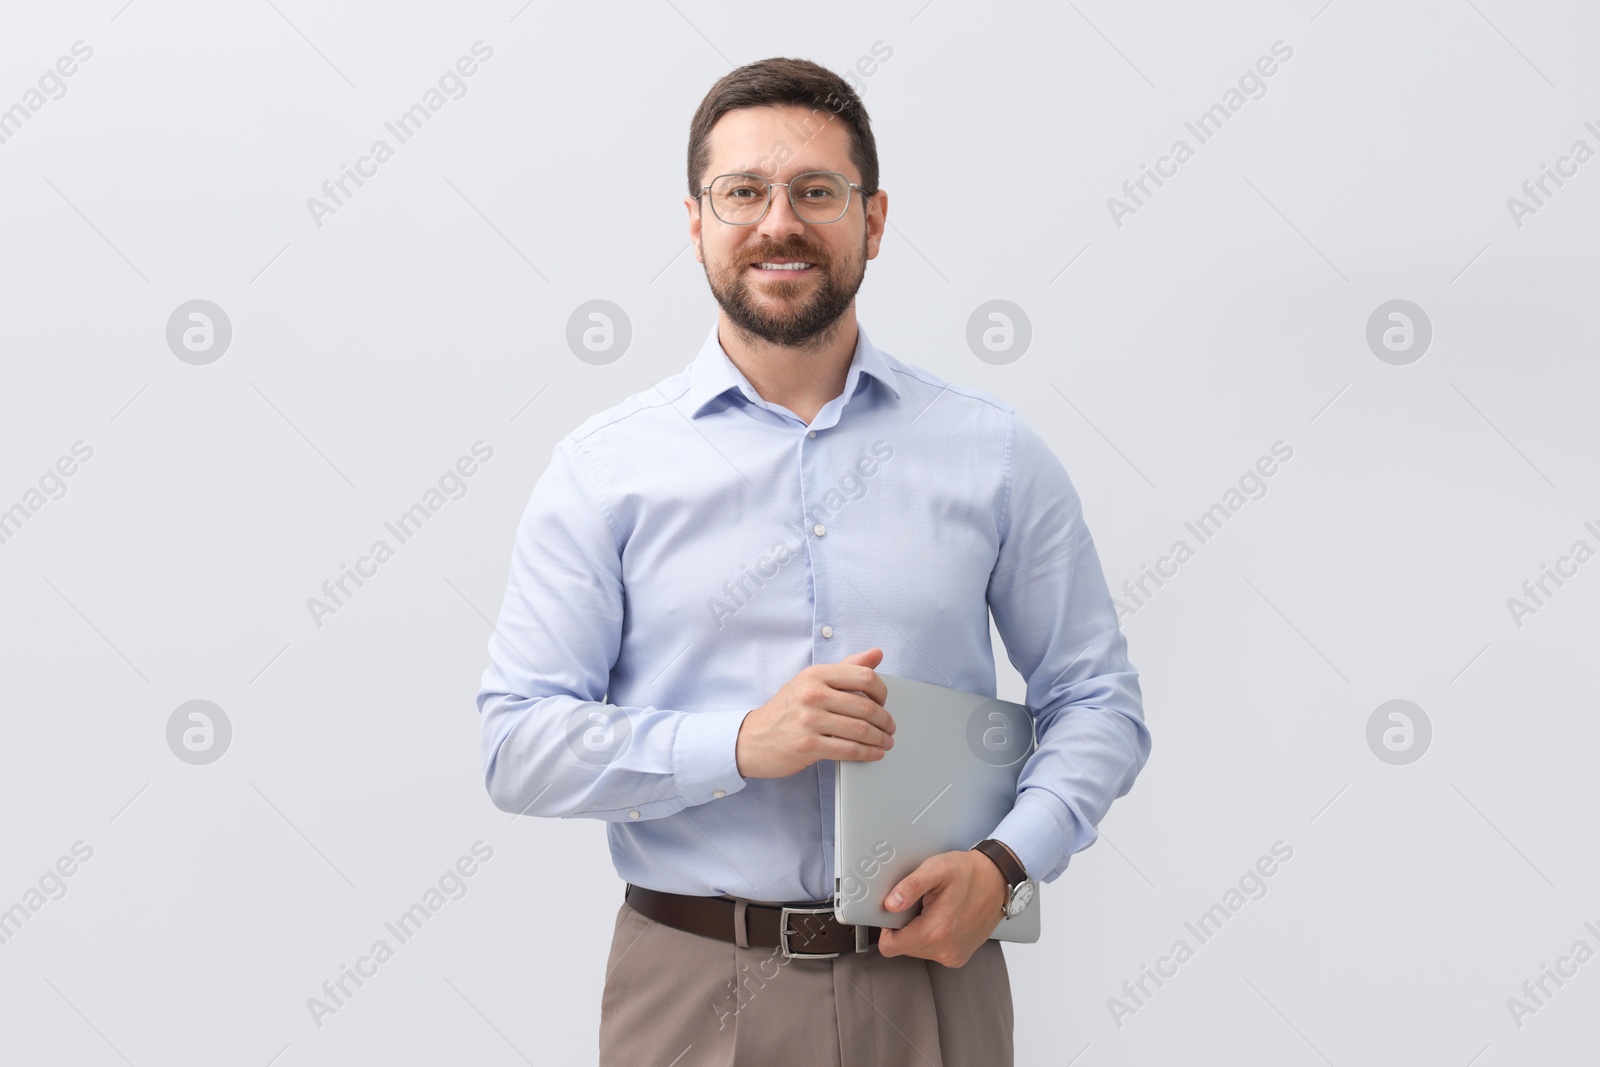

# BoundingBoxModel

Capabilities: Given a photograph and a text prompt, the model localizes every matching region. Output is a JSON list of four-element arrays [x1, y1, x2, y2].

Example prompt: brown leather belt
[[625, 883, 882, 959]]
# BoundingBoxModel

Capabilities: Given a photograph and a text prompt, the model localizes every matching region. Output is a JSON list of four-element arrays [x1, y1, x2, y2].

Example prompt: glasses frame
[[696, 170, 868, 226]]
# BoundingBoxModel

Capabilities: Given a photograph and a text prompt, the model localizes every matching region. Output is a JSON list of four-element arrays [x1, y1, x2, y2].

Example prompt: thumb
[[884, 862, 928, 911], [840, 647, 883, 667]]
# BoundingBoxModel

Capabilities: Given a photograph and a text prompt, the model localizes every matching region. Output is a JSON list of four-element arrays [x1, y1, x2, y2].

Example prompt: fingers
[[802, 683, 891, 743], [816, 709, 894, 753], [811, 664, 893, 733], [840, 646, 884, 668], [820, 736, 890, 763], [885, 868, 922, 910], [817, 687, 894, 738], [771, 655, 897, 769]]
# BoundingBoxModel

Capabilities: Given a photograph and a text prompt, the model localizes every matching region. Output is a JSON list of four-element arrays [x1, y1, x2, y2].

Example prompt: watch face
[[1005, 880, 1036, 919]]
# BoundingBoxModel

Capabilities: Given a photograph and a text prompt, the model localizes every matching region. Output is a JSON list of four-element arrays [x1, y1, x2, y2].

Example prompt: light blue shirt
[[477, 320, 1150, 903]]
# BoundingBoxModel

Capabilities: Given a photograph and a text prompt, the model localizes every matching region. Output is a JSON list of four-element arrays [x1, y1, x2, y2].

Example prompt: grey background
[[2, 1, 1597, 1064]]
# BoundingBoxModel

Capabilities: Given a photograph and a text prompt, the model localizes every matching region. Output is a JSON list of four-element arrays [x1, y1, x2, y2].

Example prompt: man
[[477, 56, 1149, 1066]]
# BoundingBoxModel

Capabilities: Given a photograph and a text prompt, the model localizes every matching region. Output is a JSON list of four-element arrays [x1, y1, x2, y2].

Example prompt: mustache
[[742, 244, 826, 266]]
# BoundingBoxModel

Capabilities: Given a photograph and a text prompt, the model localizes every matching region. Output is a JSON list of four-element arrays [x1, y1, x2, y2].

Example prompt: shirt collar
[[687, 320, 902, 419]]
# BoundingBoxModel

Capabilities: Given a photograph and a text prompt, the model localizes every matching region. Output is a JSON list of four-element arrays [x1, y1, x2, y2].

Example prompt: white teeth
[[756, 262, 812, 270]]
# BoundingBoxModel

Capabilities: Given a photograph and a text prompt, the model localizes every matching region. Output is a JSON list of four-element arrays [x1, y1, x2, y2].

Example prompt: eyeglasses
[[697, 171, 866, 226]]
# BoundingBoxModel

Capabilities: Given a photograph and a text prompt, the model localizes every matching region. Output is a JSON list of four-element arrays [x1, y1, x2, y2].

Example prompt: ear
[[684, 195, 704, 263], [864, 188, 888, 261]]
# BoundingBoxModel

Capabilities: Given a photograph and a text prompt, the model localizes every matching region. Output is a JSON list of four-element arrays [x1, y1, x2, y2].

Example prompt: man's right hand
[[734, 648, 896, 779]]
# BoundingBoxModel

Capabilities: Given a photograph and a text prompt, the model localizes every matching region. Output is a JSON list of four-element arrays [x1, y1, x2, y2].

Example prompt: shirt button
[[808, 430, 817, 438], [712, 789, 725, 798], [813, 523, 826, 537], [821, 625, 834, 639], [628, 809, 640, 819]]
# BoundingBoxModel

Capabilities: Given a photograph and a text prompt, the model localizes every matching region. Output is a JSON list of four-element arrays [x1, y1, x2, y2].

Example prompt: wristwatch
[[971, 838, 1035, 920]]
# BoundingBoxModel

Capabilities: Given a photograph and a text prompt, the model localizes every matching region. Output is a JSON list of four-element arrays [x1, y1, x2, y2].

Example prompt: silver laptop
[[834, 673, 1041, 943]]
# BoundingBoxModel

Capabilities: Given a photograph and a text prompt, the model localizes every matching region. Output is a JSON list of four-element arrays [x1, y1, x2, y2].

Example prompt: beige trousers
[[598, 896, 1014, 1066]]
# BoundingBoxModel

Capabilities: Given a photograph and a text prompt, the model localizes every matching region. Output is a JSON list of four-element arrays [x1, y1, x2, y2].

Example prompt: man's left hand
[[876, 849, 1005, 968]]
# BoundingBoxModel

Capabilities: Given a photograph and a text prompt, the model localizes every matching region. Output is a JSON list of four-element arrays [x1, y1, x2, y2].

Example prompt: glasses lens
[[790, 172, 850, 223], [710, 174, 770, 224], [707, 173, 854, 224]]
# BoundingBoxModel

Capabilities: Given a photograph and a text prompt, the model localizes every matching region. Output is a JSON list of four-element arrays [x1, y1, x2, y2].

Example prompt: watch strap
[[971, 838, 1027, 891]]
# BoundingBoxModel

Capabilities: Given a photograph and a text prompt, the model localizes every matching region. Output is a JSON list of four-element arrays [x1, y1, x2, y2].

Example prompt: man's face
[[686, 104, 887, 348]]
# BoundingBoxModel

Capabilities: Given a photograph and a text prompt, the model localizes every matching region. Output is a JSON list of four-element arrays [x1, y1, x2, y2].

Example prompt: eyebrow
[[725, 162, 831, 177]]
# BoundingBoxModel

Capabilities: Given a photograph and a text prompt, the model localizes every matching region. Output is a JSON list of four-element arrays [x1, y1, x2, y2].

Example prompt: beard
[[702, 230, 868, 349]]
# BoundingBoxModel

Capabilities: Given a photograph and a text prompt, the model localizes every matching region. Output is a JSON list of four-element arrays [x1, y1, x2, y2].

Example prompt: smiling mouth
[[749, 261, 817, 276]]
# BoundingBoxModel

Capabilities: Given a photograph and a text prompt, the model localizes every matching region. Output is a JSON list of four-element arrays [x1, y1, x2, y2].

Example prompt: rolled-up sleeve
[[984, 412, 1151, 883], [476, 435, 750, 820]]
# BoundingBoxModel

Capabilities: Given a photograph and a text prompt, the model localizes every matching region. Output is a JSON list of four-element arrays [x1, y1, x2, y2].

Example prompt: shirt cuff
[[672, 707, 751, 805], [989, 789, 1075, 884]]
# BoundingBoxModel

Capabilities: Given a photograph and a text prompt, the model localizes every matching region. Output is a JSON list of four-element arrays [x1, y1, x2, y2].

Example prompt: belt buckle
[[778, 905, 840, 959]]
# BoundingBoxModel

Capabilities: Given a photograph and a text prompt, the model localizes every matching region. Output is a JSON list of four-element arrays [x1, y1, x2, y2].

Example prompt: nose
[[755, 183, 808, 243]]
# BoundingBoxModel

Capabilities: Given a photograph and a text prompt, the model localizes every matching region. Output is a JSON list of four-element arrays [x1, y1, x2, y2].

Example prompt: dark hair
[[686, 57, 879, 200]]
